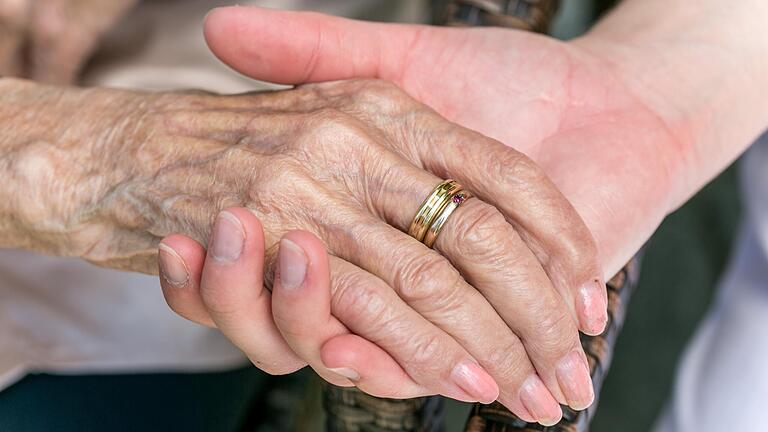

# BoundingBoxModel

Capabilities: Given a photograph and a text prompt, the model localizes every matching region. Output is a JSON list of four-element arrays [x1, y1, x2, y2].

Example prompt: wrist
[[0, 78, 150, 257]]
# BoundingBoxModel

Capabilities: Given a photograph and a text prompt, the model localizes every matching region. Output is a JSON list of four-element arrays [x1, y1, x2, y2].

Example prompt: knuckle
[[356, 79, 400, 99], [332, 271, 389, 330], [407, 332, 449, 370], [307, 107, 358, 135], [557, 228, 600, 272], [535, 309, 578, 353], [484, 341, 528, 382], [449, 202, 511, 258], [251, 157, 315, 203], [303, 108, 378, 159], [396, 254, 462, 305], [545, 207, 600, 270], [358, 78, 399, 92], [489, 148, 543, 186], [354, 80, 414, 113]]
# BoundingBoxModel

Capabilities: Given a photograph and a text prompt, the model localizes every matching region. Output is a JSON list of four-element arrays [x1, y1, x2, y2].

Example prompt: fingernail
[[450, 362, 499, 404], [556, 350, 594, 411], [578, 279, 608, 335], [158, 243, 189, 287], [328, 367, 360, 382], [210, 211, 245, 263], [519, 375, 563, 426], [278, 238, 307, 290]]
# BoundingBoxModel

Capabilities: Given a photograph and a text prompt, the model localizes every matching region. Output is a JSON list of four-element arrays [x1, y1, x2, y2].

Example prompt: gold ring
[[423, 189, 472, 248], [408, 180, 462, 242]]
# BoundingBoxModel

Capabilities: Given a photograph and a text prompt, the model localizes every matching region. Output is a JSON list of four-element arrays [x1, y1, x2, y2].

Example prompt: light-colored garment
[[655, 132, 768, 431], [0, 0, 426, 391]]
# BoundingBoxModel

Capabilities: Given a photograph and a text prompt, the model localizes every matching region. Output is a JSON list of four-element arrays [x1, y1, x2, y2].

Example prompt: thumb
[[203, 6, 428, 85]]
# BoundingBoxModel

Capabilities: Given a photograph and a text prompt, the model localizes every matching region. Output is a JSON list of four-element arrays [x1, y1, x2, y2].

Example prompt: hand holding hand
[[160, 208, 569, 425], [0, 77, 603, 424], [201, 6, 688, 277]]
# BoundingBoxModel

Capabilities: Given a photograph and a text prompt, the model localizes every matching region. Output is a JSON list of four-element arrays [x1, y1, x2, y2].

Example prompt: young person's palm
[[205, 7, 684, 276]]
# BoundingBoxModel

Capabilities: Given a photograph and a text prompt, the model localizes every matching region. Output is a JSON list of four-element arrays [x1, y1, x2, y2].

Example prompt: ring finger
[[333, 149, 592, 411]]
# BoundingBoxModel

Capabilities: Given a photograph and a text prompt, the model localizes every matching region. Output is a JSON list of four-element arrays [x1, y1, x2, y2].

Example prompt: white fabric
[[655, 132, 768, 431], [0, 0, 426, 391]]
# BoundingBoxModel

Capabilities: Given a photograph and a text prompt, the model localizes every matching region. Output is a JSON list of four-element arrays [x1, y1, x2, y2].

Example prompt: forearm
[[0, 78, 143, 255], [575, 0, 768, 209]]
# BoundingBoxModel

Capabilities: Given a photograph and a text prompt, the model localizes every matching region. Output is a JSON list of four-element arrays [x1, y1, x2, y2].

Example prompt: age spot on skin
[[11, 141, 55, 215], [10, 140, 61, 225]]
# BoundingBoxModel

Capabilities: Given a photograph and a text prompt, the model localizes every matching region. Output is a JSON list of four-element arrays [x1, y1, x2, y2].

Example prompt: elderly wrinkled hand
[[0, 76, 601, 425]]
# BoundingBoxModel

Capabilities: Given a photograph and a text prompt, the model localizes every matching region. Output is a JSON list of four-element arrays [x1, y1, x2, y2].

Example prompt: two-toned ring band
[[408, 179, 473, 248]]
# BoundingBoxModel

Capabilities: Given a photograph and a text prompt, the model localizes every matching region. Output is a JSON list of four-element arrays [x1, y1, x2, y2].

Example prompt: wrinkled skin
[[0, 77, 603, 421], [0, 0, 136, 83]]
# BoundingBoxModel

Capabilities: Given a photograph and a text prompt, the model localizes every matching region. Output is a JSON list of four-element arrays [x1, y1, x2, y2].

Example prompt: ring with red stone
[[422, 189, 473, 248]]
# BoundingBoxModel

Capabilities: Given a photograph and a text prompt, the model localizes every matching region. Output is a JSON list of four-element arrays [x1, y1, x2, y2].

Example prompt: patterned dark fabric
[[324, 385, 444, 432], [434, 0, 560, 33]]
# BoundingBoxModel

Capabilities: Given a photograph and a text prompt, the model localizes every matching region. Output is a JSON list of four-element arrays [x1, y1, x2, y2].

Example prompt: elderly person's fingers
[[328, 113, 598, 409], [308, 84, 597, 409], [434, 200, 592, 411], [321, 334, 450, 401], [418, 124, 606, 336], [314, 80, 606, 338], [327, 188, 581, 414], [325, 256, 500, 404], [271, 230, 430, 399]]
